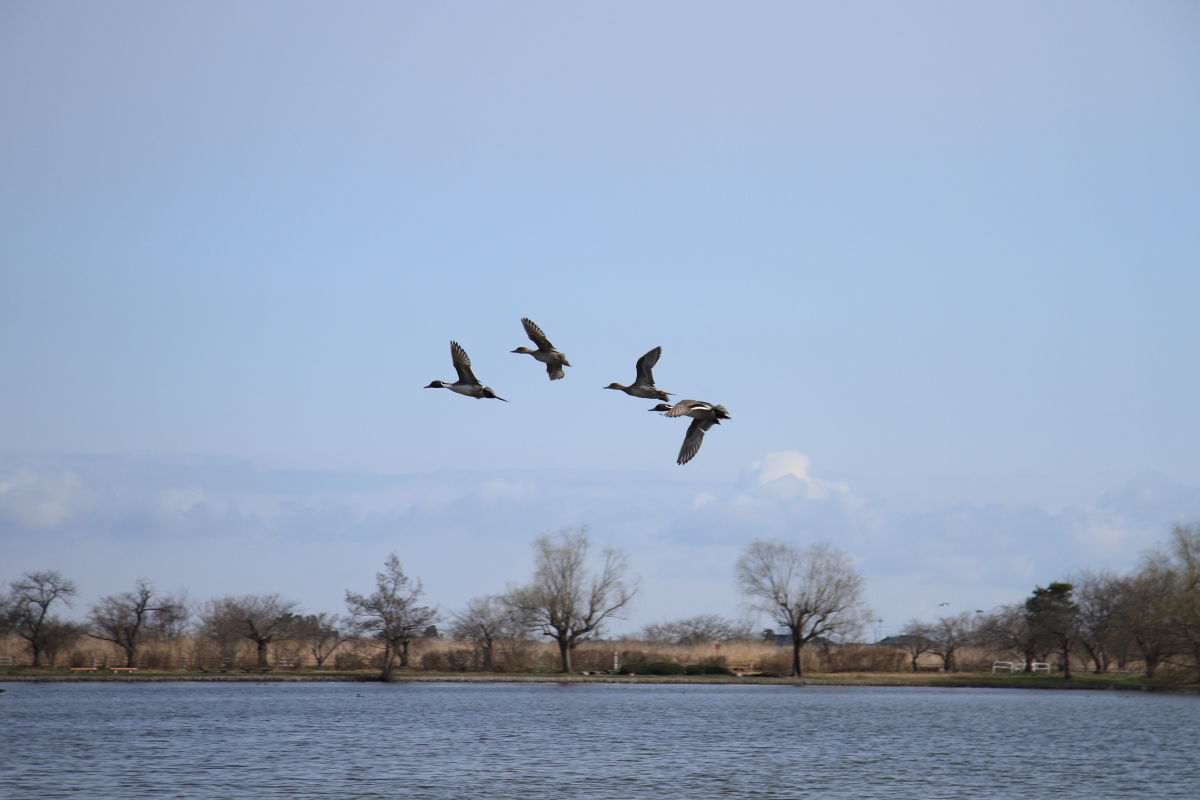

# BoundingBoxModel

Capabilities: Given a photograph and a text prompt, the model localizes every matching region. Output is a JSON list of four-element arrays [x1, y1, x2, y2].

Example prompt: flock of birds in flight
[[425, 317, 731, 465]]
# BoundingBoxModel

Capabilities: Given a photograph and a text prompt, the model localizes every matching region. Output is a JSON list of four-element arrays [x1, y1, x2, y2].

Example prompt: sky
[[2, 1, 1198, 640]]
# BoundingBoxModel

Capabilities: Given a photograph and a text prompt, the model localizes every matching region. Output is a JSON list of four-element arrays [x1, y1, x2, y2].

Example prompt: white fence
[[992, 660, 1050, 673]]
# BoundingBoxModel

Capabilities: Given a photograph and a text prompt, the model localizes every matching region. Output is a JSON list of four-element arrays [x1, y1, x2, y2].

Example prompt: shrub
[[68, 649, 94, 668], [758, 651, 794, 674], [333, 651, 368, 670], [420, 647, 475, 672], [685, 664, 733, 675], [618, 661, 686, 675], [825, 644, 907, 672], [572, 646, 619, 672]]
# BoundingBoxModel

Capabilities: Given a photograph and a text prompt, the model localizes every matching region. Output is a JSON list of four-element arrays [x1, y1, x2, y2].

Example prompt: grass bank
[[2, 666, 1194, 692]]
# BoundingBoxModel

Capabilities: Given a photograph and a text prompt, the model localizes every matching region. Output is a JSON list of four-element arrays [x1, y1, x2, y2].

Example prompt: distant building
[[876, 634, 932, 648]]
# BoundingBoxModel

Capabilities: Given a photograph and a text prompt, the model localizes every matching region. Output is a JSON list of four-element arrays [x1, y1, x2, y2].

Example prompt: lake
[[2, 681, 1197, 799]]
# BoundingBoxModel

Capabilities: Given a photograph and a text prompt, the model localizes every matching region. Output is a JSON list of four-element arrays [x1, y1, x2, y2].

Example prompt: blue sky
[[2, 1, 1198, 637]]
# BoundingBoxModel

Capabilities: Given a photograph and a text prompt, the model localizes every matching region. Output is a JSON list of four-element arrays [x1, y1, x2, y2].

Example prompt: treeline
[[0, 528, 634, 679], [3, 524, 1197, 681], [898, 523, 1200, 680]]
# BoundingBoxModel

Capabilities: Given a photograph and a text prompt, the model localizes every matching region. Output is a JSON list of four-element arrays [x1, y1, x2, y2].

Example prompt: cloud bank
[[1, 451, 1193, 636]]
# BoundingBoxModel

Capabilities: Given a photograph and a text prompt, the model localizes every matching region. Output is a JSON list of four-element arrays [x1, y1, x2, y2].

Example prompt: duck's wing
[[450, 341, 480, 384], [664, 399, 704, 418], [521, 317, 556, 351], [634, 346, 662, 385], [545, 362, 565, 380], [677, 418, 714, 465]]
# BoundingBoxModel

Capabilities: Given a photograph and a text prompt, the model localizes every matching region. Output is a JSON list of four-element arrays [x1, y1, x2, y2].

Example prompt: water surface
[[2, 682, 1196, 799]]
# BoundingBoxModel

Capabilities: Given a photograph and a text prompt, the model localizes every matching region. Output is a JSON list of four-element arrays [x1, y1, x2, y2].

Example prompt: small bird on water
[[605, 346, 672, 401], [511, 317, 571, 380], [425, 341, 508, 401], [649, 399, 731, 465]]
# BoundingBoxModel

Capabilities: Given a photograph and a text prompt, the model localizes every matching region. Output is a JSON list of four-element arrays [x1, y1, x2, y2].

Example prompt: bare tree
[[896, 621, 938, 671], [736, 540, 869, 677], [1116, 551, 1185, 678], [1071, 569, 1125, 674], [88, 579, 188, 667], [450, 594, 528, 671], [292, 613, 351, 667], [1163, 523, 1200, 677], [639, 614, 753, 645], [42, 619, 88, 666], [345, 554, 437, 680], [504, 527, 637, 673], [977, 603, 1053, 670], [199, 594, 300, 667], [926, 612, 977, 672], [1, 570, 78, 666]]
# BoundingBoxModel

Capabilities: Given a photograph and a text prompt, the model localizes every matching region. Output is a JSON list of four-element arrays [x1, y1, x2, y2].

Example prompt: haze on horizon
[[2, 1, 1197, 637]]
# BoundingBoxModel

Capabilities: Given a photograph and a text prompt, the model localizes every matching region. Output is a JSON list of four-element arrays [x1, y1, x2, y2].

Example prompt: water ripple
[[1, 682, 1197, 799]]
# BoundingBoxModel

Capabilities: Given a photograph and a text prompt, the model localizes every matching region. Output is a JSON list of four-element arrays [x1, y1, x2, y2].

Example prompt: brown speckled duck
[[605, 346, 672, 401], [511, 317, 571, 380]]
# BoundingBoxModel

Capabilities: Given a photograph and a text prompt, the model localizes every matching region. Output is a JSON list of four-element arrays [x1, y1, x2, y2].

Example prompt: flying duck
[[425, 341, 508, 401], [649, 399, 731, 465], [511, 317, 571, 380], [604, 346, 672, 401]]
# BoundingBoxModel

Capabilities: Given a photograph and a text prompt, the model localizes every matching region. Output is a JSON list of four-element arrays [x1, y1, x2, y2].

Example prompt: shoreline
[[3, 671, 1196, 693]]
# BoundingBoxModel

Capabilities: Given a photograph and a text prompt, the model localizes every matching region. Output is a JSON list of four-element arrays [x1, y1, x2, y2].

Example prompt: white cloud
[[477, 479, 533, 505], [1072, 522, 1133, 554], [751, 451, 815, 485], [157, 487, 208, 516], [0, 468, 93, 529], [749, 451, 853, 502]]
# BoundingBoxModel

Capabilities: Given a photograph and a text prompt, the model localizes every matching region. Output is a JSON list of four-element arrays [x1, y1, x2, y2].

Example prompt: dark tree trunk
[[256, 640, 270, 667], [557, 638, 572, 673], [379, 643, 396, 681], [1085, 644, 1107, 674], [398, 639, 411, 668], [1144, 653, 1159, 678], [791, 636, 804, 677]]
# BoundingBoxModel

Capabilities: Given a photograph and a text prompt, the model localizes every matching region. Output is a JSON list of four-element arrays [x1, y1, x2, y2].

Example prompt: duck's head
[[648, 403, 673, 412], [511, 346, 535, 354], [424, 380, 445, 389], [603, 382, 624, 390]]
